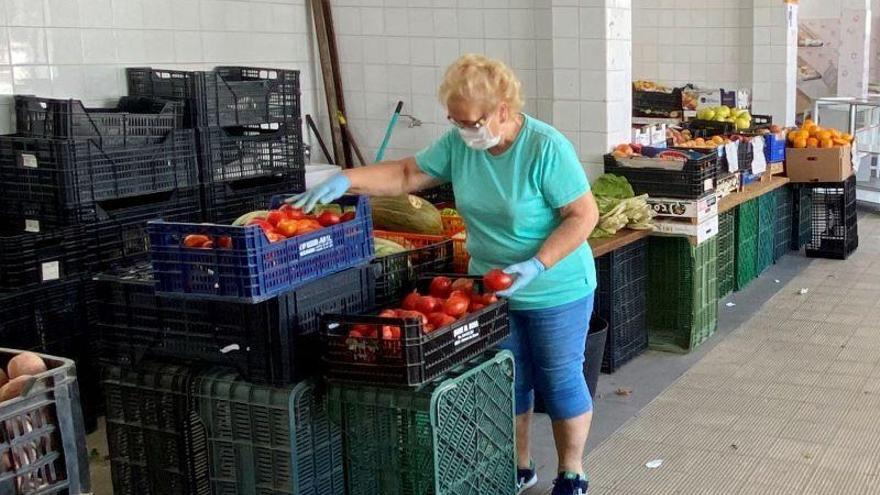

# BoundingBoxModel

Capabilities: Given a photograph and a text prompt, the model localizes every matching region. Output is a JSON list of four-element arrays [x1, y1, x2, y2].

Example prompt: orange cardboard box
[[785, 145, 853, 183]]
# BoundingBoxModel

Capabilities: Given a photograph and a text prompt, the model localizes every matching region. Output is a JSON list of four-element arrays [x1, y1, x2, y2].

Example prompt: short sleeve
[[415, 130, 456, 182], [540, 136, 590, 209]]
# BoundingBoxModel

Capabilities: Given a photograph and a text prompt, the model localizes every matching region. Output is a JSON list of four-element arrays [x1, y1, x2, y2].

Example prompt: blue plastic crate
[[764, 133, 785, 162], [148, 195, 374, 302]]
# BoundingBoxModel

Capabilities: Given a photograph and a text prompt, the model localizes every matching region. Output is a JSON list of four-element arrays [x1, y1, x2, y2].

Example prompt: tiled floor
[[566, 212, 880, 495]]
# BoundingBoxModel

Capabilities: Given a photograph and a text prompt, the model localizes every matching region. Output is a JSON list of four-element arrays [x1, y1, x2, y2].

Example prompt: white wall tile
[[172, 0, 200, 30], [46, 28, 83, 64], [80, 29, 116, 63], [9, 28, 47, 64], [112, 0, 143, 29], [7, 0, 44, 27], [50, 65, 85, 97], [173, 31, 203, 63], [44, 0, 80, 28]]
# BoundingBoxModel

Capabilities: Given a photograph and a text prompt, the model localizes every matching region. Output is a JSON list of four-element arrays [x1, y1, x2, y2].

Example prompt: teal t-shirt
[[415, 114, 596, 310]]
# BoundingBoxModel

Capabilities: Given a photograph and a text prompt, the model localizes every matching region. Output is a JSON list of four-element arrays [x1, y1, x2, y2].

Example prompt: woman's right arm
[[344, 156, 442, 197]]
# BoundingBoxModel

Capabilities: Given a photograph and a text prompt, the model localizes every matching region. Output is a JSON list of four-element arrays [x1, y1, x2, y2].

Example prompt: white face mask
[[458, 121, 501, 150]]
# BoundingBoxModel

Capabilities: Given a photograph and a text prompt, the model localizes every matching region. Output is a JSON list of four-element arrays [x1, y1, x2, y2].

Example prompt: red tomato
[[351, 324, 372, 337], [384, 326, 401, 339], [429, 277, 453, 299], [201, 240, 214, 249], [279, 204, 307, 220], [423, 323, 436, 334], [378, 309, 398, 318], [481, 293, 498, 304], [483, 269, 513, 292], [349, 329, 363, 338], [448, 290, 472, 303], [217, 236, 232, 249], [402, 292, 421, 311], [317, 211, 341, 227], [443, 298, 468, 318], [451, 278, 475, 293], [415, 296, 441, 315], [276, 219, 299, 237], [469, 301, 486, 312], [247, 219, 275, 234], [296, 219, 323, 235], [183, 234, 210, 248], [340, 211, 356, 222], [265, 231, 285, 243], [428, 312, 456, 329], [266, 210, 285, 227]]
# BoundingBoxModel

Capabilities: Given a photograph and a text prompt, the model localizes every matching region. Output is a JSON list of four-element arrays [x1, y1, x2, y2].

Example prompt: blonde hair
[[438, 54, 524, 114]]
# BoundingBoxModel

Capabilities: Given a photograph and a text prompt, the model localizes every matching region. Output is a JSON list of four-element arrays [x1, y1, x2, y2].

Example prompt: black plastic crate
[[0, 349, 91, 495], [372, 231, 454, 307], [595, 238, 648, 373], [633, 87, 683, 118], [0, 129, 199, 229], [419, 183, 455, 206], [0, 224, 92, 292], [197, 123, 305, 184], [604, 151, 717, 199], [321, 275, 510, 386], [89, 187, 202, 272], [792, 186, 813, 250], [201, 174, 305, 224], [774, 185, 793, 262], [126, 66, 301, 128], [804, 175, 858, 260], [94, 263, 375, 385], [15, 95, 183, 145], [685, 119, 735, 137], [103, 362, 210, 495]]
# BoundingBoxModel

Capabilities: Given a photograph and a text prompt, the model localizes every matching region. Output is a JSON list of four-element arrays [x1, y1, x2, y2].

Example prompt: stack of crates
[[792, 186, 813, 250], [0, 95, 202, 428], [735, 199, 759, 290], [756, 191, 777, 273], [647, 236, 718, 353], [717, 209, 736, 299], [774, 185, 793, 262], [126, 66, 306, 223]]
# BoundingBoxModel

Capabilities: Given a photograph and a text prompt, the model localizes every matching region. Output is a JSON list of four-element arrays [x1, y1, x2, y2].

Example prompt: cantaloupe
[[371, 195, 443, 235]]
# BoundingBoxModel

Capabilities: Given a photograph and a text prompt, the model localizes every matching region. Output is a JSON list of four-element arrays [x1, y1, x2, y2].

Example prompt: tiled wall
[[325, 0, 554, 162], [0, 0, 318, 135], [632, 0, 755, 91]]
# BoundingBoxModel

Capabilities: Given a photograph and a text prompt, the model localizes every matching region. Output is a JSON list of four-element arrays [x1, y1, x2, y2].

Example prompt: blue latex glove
[[497, 257, 546, 297], [287, 174, 351, 213]]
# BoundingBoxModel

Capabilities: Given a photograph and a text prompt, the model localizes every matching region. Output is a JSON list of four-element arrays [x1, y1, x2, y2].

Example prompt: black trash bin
[[534, 315, 608, 414]]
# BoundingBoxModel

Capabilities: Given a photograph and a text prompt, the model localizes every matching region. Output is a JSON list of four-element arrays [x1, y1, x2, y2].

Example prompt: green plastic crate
[[647, 237, 718, 353], [735, 199, 759, 290], [194, 373, 344, 495], [328, 351, 516, 495], [717, 209, 736, 299], [757, 191, 777, 273], [774, 186, 793, 262]]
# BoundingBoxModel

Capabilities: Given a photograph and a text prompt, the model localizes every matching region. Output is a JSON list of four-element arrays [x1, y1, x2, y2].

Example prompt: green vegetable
[[371, 195, 443, 235], [374, 237, 407, 257], [313, 203, 343, 216], [590, 175, 655, 238], [231, 210, 269, 226]]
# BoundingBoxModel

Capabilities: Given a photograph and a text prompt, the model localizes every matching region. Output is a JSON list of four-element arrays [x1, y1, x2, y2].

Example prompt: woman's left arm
[[535, 191, 600, 268]]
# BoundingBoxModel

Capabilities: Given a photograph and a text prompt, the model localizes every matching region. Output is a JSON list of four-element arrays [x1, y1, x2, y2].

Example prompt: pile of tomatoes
[[348, 270, 513, 340], [182, 204, 357, 249]]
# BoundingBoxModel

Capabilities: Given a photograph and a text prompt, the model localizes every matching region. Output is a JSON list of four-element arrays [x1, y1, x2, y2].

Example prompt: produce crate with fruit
[[774, 186, 793, 262], [757, 191, 777, 273], [327, 350, 515, 495], [14, 95, 183, 144], [804, 175, 858, 260], [321, 273, 511, 386], [604, 147, 717, 199], [201, 174, 305, 224], [149, 195, 373, 302], [373, 231, 453, 307], [595, 238, 648, 373], [102, 362, 210, 495], [126, 66, 301, 128], [717, 209, 736, 299], [94, 263, 374, 384], [632, 81, 683, 119], [0, 349, 91, 495], [692, 105, 754, 131], [735, 199, 759, 290], [195, 372, 343, 495], [0, 129, 199, 230], [647, 236, 718, 353]]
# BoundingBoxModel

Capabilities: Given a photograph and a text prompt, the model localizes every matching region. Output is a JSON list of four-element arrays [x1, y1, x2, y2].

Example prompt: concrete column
[[837, 0, 872, 98], [551, 0, 632, 180], [752, 0, 799, 126]]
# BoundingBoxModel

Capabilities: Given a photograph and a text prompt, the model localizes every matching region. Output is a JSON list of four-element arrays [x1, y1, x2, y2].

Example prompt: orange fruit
[[820, 138, 834, 149], [803, 118, 815, 127], [833, 138, 849, 146], [830, 129, 842, 139], [842, 133, 854, 142], [807, 137, 819, 148], [817, 131, 832, 141], [793, 137, 807, 149]]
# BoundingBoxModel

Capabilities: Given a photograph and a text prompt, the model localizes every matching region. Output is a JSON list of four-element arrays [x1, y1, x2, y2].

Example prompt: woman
[[293, 54, 599, 495]]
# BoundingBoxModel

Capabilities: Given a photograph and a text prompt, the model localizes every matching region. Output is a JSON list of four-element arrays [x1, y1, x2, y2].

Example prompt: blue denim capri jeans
[[498, 294, 595, 421]]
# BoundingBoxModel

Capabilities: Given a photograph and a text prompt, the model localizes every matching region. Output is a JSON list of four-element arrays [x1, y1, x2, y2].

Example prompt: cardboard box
[[647, 194, 717, 223], [651, 215, 719, 246], [716, 172, 741, 199], [785, 145, 853, 183]]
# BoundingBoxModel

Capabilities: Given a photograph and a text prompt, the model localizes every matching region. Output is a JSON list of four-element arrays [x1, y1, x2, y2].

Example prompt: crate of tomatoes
[[321, 271, 513, 386], [148, 195, 373, 302]]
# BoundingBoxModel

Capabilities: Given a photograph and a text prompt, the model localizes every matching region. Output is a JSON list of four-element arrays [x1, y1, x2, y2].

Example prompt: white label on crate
[[24, 219, 40, 233], [725, 142, 739, 173], [20, 153, 38, 168], [299, 234, 334, 257], [41, 261, 60, 282], [704, 178, 714, 192], [453, 320, 481, 347], [751, 136, 767, 174]]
